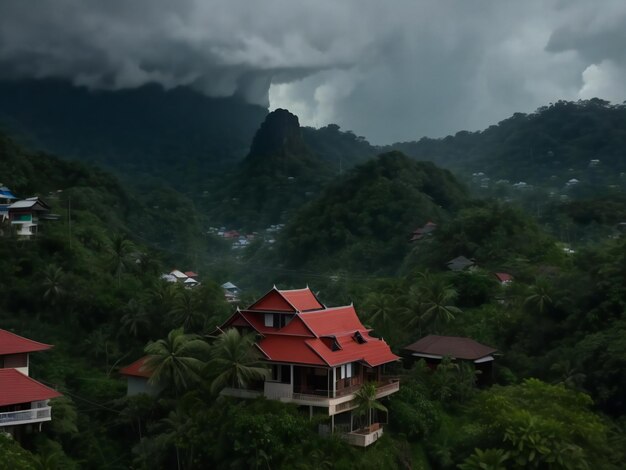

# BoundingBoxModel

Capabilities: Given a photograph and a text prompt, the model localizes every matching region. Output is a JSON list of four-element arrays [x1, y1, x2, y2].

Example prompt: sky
[[1, 1, 625, 144]]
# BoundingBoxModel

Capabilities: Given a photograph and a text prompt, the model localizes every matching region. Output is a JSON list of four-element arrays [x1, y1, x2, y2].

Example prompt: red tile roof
[[0, 369, 61, 406], [0, 329, 53, 355], [258, 335, 326, 366], [216, 287, 399, 369], [404, 335, 496, 361], [306, 332, 399, 367], [279, 288, 324, 311], [300, 305, 364, 336], [119, 356, 153, 378], [184, 271, 199, 278], [494, 272, 513, 283]]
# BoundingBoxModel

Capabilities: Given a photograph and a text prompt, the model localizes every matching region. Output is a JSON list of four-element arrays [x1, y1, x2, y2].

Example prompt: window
[[354, 331, 366, 344], [270, 365, 291, 384], [279, 314, 294, 328], [264, 314, 274, 327], [340, 363, 353, 380], [271, 365, 280, 381]]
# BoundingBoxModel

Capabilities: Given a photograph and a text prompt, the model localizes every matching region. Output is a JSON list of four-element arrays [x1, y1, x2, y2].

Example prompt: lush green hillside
[[0, 134, 231, 467], [279, 151, 468, 274], [388, 99, 626, 190], [0, 79, 268, 192]]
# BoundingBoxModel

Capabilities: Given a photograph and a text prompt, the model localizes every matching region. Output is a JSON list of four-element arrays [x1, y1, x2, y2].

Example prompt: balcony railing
[[0, 406, 52, 427]]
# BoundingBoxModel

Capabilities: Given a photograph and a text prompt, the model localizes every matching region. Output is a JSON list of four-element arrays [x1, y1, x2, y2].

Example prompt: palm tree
[[160, 408, 192, 470], [207, 328, 268, 394], [170, 289, 207, 333], [108, 234, 135, 287], [354, 383, 387, 429], [144, 328, 210, 395], [524, 279, 553, 314], [121, 298, 150, 338], [148, 280, 176, 318], [417, 274, 462, 333], [42, 265, 66, 306], [363, 292, 395, 335]]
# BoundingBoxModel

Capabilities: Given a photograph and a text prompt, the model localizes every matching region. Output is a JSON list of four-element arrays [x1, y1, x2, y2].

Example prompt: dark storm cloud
[[1, 1, 625, 142]]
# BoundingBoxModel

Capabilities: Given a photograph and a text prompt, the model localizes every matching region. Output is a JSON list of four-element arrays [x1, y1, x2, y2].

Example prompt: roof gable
[[0, 329, 53, 355], [279, 287, 324, 311], [247, 288, 297, 312], [277, 315, 314, 336], [0, 369, 62, 406]]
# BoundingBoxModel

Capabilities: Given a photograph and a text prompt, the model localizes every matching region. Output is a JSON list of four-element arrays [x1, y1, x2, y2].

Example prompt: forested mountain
[[208, 109, 335, 228], [0, 79, 267, 191], [279, 151, 468, 274], [388, 99, 626, 189]]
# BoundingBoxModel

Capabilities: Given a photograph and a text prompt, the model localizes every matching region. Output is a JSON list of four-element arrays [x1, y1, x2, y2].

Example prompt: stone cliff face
[[247, 108, 312, 161]]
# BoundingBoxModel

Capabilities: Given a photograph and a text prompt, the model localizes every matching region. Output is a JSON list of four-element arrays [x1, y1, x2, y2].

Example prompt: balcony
[[221, 379, 399, 416], [342, 423, 384, 447], [0, 406, 52, 427]]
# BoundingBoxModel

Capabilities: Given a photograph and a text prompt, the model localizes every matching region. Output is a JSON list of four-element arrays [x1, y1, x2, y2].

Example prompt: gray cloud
[[1, 0, 625, 143]]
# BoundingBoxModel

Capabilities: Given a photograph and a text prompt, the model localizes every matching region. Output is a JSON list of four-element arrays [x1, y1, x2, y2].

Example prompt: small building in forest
[[119, 356, 162, 396], [403, 335, 497, 386], [0, 329, 61, 435], [222, 282, 241, 303], [410, 221, 437, 242], [446, 256, 476, 272], [214, 286, 401, 447], [8, 197, 52, 237], [493, 272, 513, 286]]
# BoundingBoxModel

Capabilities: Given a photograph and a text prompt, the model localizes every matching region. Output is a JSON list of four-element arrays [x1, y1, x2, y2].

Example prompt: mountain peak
[[248, 108, 311, 159]]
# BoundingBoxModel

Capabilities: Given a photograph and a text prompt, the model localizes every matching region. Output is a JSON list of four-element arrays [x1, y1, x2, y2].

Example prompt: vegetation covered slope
[[0, 79, 268, 191], [208, 109, 334, 228], [0, 134, 231, 468], [279, 151, 468, 273], [388, 99, 626, 189]]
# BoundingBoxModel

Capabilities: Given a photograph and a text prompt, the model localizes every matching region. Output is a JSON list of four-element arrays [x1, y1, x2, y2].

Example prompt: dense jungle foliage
[[1, 92, 625, 469]]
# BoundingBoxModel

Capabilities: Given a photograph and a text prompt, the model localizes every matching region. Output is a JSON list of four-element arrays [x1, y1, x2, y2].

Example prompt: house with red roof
[[410, 221, 437, 242], [0, 329, 61, 433], [119, 356, 162, 396], [216, 286, 400, 447], [493, 272, 513, 286]]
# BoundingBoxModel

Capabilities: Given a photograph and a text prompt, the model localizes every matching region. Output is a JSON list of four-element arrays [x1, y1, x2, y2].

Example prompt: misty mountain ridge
[[0, 79, 624, 207]]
